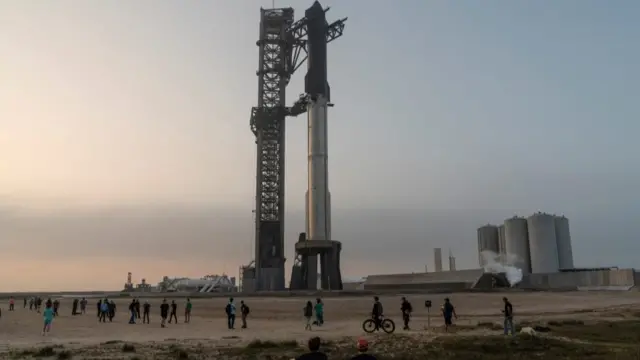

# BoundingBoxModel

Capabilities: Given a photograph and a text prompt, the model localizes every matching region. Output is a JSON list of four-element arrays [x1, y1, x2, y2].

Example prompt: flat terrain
[[3, 291, 640, 359]]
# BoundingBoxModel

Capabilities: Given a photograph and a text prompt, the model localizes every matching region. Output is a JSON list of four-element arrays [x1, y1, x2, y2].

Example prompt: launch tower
[[247, 2, 346, 291]]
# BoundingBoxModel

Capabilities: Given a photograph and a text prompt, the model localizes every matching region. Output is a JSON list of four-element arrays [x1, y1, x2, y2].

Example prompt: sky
[[0, 0, 639, 292]]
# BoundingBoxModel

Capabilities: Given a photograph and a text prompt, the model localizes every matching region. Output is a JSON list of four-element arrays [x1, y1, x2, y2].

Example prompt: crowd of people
[[2, 294, 517, 346]]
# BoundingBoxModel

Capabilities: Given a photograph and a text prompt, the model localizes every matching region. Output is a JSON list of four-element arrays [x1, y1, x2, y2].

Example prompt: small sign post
[[424, 300, 432, 330]]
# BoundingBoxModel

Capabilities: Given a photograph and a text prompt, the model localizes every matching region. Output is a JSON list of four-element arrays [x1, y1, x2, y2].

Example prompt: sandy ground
[[2, 291, 640, 351]]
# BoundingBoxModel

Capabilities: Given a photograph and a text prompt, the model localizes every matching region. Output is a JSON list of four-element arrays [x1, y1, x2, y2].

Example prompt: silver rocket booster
[[303, 1, 333, 290], [304, 94, 331, 290], [306, 94, 331, 243]]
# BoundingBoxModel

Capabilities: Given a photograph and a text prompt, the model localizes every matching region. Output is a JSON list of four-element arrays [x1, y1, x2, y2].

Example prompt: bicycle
[[362, 316, 396, 334]]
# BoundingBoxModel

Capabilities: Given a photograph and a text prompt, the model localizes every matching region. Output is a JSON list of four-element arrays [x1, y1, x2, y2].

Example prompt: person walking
[[314, 298, 324, 326], [304, 301, 313, 330], [168, 300, 178, 324], [502, 297, 515, 335], [225, 298, 236, 329], [441, 298, 458, 332], [42, 303, 54, 336], [240, 300, 250, 329]]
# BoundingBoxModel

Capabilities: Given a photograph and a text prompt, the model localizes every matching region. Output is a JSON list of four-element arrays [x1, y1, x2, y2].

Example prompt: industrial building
[[364, 211, 637, 292], [478, 212, 575, 274], [157, 275, 237, 293]]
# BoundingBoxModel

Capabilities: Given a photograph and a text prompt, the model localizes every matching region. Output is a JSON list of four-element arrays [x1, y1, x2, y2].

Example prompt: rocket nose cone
[[306, 1, 324, 16]]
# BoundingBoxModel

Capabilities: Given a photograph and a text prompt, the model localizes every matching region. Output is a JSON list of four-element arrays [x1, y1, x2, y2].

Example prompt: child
[[42, 304, 54, 336]]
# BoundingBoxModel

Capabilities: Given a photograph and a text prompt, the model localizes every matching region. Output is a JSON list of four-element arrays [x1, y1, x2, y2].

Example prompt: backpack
[[244, 305, 250, 315], [225, 303, 231, 315]]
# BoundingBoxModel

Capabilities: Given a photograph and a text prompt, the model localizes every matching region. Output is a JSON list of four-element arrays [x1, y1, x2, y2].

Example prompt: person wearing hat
[[351, 338, 377, 360]]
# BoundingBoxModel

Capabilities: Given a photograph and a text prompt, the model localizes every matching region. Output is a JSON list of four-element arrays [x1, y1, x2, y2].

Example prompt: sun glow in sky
[[1, 0, 639, 291]]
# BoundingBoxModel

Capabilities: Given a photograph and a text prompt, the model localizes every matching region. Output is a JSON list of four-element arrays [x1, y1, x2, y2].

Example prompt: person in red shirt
[[351, 338, 377, 360]]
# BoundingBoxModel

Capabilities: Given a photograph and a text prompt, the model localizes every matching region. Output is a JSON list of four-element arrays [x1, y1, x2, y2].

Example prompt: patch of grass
[[101, 340, 123, 345], [477, 321, 503, 331], [121, 343, 136, 353], [35, 346, 56, 358], [550, 320, 640, 344], [245, 339, 299, 349], [56, 350, 72, 359]]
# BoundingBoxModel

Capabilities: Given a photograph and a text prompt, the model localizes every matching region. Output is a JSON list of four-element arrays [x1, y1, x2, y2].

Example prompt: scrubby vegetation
[[7, 320, 640, 359]]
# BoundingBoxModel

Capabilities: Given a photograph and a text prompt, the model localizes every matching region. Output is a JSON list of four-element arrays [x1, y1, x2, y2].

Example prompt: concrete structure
[[434, 248, 443, 272], [477, 225, 500, 267], [158, 275, 236, 293], [521, 268, 635, 290], [504, 216, 531, 273], [448, 250, 456, 271], [240, 264, 256, 293], [527, 212, 560, 273], [554, 215, 574, 269], [245, 3, 347, 291], [498, 225, 506, 257], [364, 269, 484, 291]]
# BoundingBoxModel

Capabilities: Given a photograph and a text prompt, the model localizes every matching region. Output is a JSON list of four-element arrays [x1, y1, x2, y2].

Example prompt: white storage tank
[[477, 225, 500, 267], [554, 215, 574, 269], [498, 225, 506, 256], [527, 212, 560, 273], [504, 216, 531, 273]]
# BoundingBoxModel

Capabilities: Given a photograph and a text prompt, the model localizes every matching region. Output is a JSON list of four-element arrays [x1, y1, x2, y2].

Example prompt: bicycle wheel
[[362, 319, 377, 333], [381, 318, 396, 334]]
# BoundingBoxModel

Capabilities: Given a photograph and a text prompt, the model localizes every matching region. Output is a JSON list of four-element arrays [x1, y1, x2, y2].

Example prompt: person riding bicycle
[[371, 296, 384, 330]]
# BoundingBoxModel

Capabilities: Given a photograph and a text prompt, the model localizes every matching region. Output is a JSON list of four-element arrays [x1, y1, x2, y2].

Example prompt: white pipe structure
[[305, 93, 332, 290]]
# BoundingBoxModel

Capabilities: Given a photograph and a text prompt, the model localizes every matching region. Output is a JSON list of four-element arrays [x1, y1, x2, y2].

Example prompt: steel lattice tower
[[249, 3, 346, 292]]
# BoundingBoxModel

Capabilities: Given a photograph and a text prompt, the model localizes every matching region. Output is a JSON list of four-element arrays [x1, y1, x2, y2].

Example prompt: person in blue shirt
[[314, 298, 324, 326], [42, 304, 54, 336]]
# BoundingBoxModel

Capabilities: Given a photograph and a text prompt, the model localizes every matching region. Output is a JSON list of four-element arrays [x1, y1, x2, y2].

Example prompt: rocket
[[305, 1, 332, 245]]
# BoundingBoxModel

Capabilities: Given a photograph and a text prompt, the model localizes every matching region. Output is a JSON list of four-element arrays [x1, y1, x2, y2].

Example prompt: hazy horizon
[[1, 0, 639, 291]]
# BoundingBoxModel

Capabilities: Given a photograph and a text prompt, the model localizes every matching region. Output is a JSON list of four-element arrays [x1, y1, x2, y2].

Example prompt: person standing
[[135, 299, 141, 319], [295, 336, 328, 360], [371, 297, 383, 330], [80, 298, 87, 314], [143, 301, 151, 324], [52, 299, 60, 317], [168, 300, 178, 324], [304, 301, 313, 330], [99, 300, 109, 323], [128, 299, 137, 324], [314, 298, 324, 326], [225, 298, 236, 329], [160, 299, 169, 328], [108, 300, 116, 322], [502, 297, 514, 335], [240, 300, 250, 329], [97, 299, 102, 318], [401, 297, 413, 330], [441, 298, 458, 332], [23, 297, 27, 309], [184, 298, 192, 323], [72, 298, 79, 315], [9, 297, 14, 311], [42, 303, 54, 336]]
